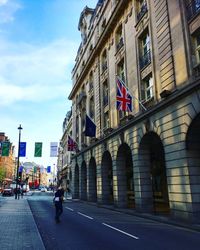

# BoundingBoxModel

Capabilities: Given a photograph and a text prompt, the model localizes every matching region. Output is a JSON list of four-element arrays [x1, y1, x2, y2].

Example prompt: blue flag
[[19, 142, 26, 157], [47, 166, 51, 173], [19, 166, 23, 173], [85, 114, 96, 137]]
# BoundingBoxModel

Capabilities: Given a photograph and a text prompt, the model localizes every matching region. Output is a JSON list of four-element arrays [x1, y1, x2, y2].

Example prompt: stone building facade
[[68, 0, 200, 222], [57, 110, 73, 192]]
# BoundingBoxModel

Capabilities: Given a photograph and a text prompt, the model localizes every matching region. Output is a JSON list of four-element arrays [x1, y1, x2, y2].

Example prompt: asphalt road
[[28, 192, 200, 250]]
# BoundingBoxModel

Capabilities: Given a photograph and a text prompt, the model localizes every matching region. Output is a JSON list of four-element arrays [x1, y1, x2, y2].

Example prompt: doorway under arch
[[186, 113, 200, 220], [101, 151, 113, 204], [80, 161, 87, 200], [88, 157, 97, 202], [116, 143, 134, 208], [139, 132, 169, 214], [74, 164, 79, 199]]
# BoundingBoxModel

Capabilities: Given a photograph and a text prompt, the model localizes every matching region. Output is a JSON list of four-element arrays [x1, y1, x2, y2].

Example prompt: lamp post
[[15, 124, 23, 199]]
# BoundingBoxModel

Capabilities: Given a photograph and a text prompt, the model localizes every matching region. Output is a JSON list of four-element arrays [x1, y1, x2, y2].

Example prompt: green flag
[[34, 142, 42, 157], [1, 142, 10, 156]]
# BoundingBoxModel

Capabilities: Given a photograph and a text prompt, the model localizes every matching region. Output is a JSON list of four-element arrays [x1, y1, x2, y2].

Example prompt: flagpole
[[15, 124, 23, 199], [116, 76, 147, 111], [132, 95, 147, 111]]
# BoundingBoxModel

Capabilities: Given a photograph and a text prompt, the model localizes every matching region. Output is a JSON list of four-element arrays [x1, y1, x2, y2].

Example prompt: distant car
[[41, 187, 47, 192], [2, 188, 14, 196]]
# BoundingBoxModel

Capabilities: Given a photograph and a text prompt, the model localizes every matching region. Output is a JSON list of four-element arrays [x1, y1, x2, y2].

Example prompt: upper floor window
[[89, 72, 94, 91], [103, 111, 110, 129], [116, 24, 124, 52], [192, 29, 200, 77], [81, 109, 86, 131], [76, 116, 79, 138], [117, 59, 125, 83], [76, 95, 79, 106], [141, 74, 153, 102], [102, 80, 109, 107], [81, 109, 86, 144], [194, 31, 200, 64], [101, 18, 106, 33], [136, 0, 148, 22], [139, 30, 151, 69], [89, 96, 95, 119], [77, 89, 86, 107], [101, 50, 108, 73], [187, 0, 200, 20]]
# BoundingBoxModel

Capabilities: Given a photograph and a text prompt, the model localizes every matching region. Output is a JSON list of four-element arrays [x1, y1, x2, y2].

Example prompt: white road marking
[[78, 212, 93, 220], [102, 223, 139, 240], [65, 207, 74, 211]]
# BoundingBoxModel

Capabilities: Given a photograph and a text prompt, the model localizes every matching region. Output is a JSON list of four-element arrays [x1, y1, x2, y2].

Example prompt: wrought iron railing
[[194, 63, 200, 77], [102, 62, 108, 72], [139, 49, 151, 70], [77, 92, 86, 105], [90, 111, 94, 119], [89, 82, 93, 91], [103, 95, 109, 106], [116, 37, 124, 51], [187, 0, 200, 20], [137, 2, 148, 22]]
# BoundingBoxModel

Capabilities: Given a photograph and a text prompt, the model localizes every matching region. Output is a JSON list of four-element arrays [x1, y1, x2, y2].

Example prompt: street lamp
[[15, 124, 23, 199]]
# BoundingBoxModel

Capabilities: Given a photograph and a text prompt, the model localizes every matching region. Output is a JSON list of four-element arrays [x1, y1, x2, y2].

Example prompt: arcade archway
[[88, 157, 97, 202], [116, 143, 134, 208], [101, 151, 113, 204], [139, 132, 169, 213], [80, 161, 87, 200]]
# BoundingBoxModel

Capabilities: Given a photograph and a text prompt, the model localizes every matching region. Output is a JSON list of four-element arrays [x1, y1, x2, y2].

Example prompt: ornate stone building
[[68, 0, 200, 222], [57, 110, 73, 192]]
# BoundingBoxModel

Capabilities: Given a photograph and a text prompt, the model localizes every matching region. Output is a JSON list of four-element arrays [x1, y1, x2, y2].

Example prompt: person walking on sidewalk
[[21, 188, 24, 198], [54, 187, 64, 223], [17, 188, 21, 199]]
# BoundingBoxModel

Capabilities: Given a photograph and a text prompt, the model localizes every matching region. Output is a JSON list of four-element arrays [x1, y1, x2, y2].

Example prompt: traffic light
[[18, 172, 22, 184]]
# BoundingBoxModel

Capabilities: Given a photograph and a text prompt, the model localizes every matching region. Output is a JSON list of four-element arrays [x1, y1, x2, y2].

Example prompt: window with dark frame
[[101, 50, 108, 73], [141, 74, 153, 102], [90, 96, 95, 119], [117, 59, 125, 83], [103, 80, 109, 107], [136, 0, 148, 22], [116, 24, 124, 52], [139, 30, 151, 69], [103, 111, 110, 129]]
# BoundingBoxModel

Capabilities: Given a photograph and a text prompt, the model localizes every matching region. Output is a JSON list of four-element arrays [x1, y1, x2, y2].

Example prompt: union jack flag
[[67, 135, 77, 151], [116, 77, 133, 112]]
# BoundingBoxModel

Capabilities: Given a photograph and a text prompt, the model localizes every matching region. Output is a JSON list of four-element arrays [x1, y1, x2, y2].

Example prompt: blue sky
[[0, 0, 97, 168]]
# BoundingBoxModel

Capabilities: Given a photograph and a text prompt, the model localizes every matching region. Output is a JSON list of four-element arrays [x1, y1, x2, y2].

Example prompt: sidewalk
[[0, 197, 45, 250]]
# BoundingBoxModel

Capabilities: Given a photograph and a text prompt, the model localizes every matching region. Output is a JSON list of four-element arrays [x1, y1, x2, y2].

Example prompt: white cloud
[[0, 0, 8, 6], [0, 39, 77, 107], [0, 80, 67, 106], [0, 0, 22, 23]]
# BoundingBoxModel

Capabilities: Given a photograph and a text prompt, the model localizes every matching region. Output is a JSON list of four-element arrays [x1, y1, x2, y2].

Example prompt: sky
[[0, 0, 97, 169]]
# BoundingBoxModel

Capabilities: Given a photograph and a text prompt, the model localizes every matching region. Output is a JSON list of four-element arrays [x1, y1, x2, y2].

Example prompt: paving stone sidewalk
[[0, 197, 45, 250]]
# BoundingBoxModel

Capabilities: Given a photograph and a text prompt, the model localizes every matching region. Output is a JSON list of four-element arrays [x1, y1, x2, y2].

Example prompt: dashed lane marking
[[65, 207, 74, 211], [102, 223, 139, 240], [77, 212, 93, 220]]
